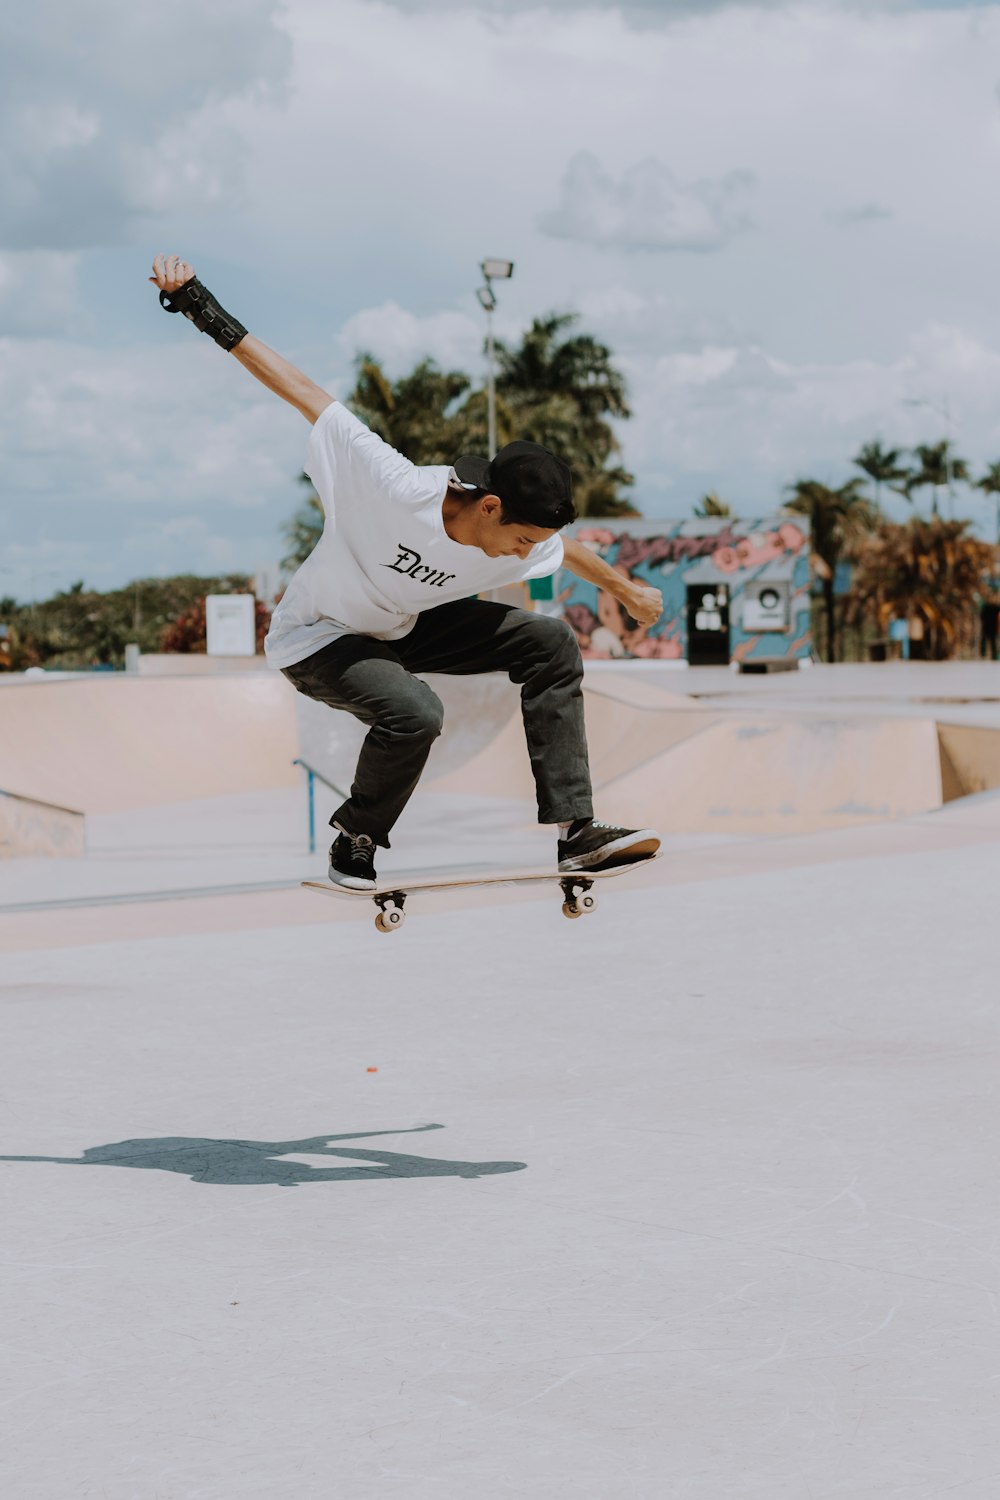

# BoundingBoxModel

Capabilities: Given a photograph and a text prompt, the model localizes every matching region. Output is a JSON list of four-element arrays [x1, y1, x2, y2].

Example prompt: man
[[980, 594, 999, 662], [150, 254, 662, 889]]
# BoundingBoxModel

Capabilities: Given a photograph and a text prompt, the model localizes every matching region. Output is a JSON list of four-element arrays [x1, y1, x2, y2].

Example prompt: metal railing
[[292, 759, 349, 854]]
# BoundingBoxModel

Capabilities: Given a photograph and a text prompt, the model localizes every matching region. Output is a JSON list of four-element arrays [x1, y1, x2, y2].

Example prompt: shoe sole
[[328, 867, 377, 891], [558, 830, 661, 873]]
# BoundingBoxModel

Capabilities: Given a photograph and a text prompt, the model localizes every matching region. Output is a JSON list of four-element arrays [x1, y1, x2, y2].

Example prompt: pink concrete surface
[[0, 674, 300, 813], [431, 679, 1000, 836], [937, 721, 1000, 799], [432, 673, 706, 802], [3, 799, 995, 955], [0, 789, 85, 858], [598, 715, 947, 834]]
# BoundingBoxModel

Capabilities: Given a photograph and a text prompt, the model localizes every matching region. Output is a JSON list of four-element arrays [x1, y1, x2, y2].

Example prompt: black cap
[[453, 441, 576, 529]]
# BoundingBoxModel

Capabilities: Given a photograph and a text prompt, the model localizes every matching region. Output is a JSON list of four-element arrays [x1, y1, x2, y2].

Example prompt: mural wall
[[551, 517, 812, 665]]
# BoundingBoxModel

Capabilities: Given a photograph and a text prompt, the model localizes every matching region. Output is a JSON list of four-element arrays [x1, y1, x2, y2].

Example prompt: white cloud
[[827, 202, 895, 227], [336, 302, 486, 376], [15, 104, 101, 155], [366, 0, 990, 21], [0, 338, 300, 505], [574, 285, 742, 353], [615, 314, 1000, 533], [539, 151, 755, 252], [0, 252, 84, 337], [0, 335, 308, 597], [0, 0, 291, 250], [0, 334, 302, 573]]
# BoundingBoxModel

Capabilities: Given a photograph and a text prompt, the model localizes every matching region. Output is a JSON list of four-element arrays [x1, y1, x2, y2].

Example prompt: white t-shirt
[[264, 402, 565, 669]]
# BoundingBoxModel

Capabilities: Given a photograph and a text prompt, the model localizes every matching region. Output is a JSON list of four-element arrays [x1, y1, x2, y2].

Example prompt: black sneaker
[[329, 831, 378, 890], [557, 818, 660, 873]]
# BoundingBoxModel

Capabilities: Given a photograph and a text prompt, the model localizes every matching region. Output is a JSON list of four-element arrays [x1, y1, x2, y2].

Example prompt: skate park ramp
[[297, 670, 704, 804], [428, 672, 703, 802], [596, 716, 946, 834], [428, 672, 1000, 835], [294, 671, 531, 797], [0, 788, 85, 858], [5, 666, 1000, 847], [926, 782, 1000, 828], [597, 713, 1000, 834], [937, 722, 1000, 801], [0, 675, 300, 814]]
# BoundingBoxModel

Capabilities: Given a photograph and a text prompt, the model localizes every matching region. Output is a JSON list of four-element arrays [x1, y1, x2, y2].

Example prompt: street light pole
[[485, 292, 497, 459], [942, 395, 954, 520], [904, 394, 955, 519], [477, 259, 514, 459]]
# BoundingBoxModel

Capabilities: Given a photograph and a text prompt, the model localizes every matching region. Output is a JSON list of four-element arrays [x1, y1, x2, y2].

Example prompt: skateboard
[[302, 855, 658, 934]]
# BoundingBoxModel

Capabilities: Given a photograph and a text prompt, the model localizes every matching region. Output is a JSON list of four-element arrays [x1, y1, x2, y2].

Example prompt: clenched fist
[[624, 583, 664, 627], [149, 253, 195, 294]]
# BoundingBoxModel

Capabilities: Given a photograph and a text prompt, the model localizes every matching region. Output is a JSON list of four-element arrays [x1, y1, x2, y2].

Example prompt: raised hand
[[149, 253, 195, 294]]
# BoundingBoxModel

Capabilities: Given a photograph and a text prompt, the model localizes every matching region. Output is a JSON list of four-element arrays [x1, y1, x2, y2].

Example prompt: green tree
[[8, 575, 258, 669], [785, 478, 878, 662], [282, 473, 324, 571], [493, 313, 637, 517], [693, 491, 733, 518], [315, 311, 638, 538], [908, 440, 970, 519], [975, 460, 1000, 547], [851, 441, 911, 517], [847, 518, 996, 659], [348, 354, 477, 464]]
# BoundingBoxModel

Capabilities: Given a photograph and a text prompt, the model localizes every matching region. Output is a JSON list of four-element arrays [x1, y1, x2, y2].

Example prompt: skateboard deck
[[302, 854, 658, 934]]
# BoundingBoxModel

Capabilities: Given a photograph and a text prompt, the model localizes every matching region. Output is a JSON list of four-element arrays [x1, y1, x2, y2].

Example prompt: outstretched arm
[[149, 254, 334, 424], [562, 537, 663, 627]]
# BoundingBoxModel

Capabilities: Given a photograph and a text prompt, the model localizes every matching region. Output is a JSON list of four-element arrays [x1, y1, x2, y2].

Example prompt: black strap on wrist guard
[[159, 277, 248, 352]]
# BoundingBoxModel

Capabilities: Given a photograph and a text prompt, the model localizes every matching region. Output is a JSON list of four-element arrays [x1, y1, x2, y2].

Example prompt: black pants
[[281, 599, 594, 847]]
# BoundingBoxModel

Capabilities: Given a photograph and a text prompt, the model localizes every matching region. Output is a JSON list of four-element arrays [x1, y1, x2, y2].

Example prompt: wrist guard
[[159, 277, 248, 352]]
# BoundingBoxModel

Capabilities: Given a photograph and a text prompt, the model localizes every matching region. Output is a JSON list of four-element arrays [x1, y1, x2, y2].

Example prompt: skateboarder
[[150, 254, 663, 890]]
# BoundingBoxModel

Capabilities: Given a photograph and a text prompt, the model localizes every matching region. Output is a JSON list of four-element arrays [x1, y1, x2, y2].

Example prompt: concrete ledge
[[0, 788, 85, 858]]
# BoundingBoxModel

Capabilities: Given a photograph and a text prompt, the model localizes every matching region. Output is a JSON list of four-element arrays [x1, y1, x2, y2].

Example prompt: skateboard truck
[[303, 857, 658, 935], [368, 876, 598, 934], [373, 891, 407, 934], [559, 875, 597, 921]]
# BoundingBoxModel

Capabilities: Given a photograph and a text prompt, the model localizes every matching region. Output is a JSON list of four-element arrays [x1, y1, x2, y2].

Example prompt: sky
[[3, 0, 1000, 600]]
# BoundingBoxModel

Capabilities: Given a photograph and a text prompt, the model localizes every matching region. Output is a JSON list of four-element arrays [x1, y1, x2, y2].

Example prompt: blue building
[[540, 516, 812, 666]]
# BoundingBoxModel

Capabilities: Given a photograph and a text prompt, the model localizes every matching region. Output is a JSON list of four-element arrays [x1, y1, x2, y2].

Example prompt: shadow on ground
[[0, 1125, 527, 1186]]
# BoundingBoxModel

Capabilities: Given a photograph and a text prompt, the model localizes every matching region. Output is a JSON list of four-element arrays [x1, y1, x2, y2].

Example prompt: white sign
[[206, 594, 256, 657], [743, 582, 788, 633]]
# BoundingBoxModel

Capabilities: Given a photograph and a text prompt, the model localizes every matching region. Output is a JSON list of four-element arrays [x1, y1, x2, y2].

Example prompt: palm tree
[[348, 354, 473, 465], [975, 460, 1000, 547], [848, 518, 996, 659], [693, 492, 733, 518], [908, 441, 970, 519], [329, 314, 638, 519], [281, 473, 324, 571], [493, 313, 637, 517], [851, 441, 911, 518], [785, 477, 878, 662]]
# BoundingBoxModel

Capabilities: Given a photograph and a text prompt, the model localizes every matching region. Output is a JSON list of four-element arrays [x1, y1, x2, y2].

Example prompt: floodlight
[[481, 258, 514, 281], [477, 285, 496, 312]]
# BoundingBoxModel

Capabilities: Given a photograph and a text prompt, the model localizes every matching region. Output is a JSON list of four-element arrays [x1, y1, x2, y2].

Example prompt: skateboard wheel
[[384, 907, 404, 928], [580, 894, 597, 913], [561, 902, 583, 919], [374, 913, 390, 934]]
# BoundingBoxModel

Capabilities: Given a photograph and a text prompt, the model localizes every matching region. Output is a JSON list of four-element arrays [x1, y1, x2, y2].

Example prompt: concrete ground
[[1, 664, 998, 1499]]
